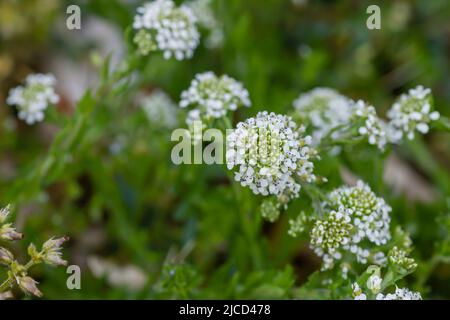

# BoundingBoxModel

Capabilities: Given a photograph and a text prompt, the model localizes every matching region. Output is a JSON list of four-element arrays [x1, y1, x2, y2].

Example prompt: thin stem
[[0, 276, 12, 292], [433, 116, 450, 132], [0, 256, 39, 293], [417, 254, 441, 288], [225, 167, 263, 271]]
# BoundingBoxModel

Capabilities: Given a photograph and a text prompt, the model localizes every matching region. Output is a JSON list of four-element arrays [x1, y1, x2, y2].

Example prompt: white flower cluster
[[352, 282, 421, 300], [351, 100, 388, 151], [6, 73, 59, 125], [387, 86, 440, 142], [288, 211, 308, 237], [260, 198, 280, 222], [376, 287, 422, 300], [226, 112, 316, 202], [310, 210, 353, 269], [140, 90, 178, 128], [180, 71, 251, 125], [311, 180, 391, 269], [133, 0, 200, 60], [388, 246, 417, 271], [292, 86, 442, 150], [293, 88, 354, 144], [186, 0, 223, 48]]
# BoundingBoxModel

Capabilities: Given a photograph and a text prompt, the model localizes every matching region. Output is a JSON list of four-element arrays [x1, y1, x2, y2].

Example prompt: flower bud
[[0, 246, 14, 265], [260, 198, 280, 222], [42, 236, 69, 266], [0, 205, 10, 224], [27, 243, 41, 262], [366, 274, 382, 293], [17, 276, 43, 298], [0, 223, 23, 241]]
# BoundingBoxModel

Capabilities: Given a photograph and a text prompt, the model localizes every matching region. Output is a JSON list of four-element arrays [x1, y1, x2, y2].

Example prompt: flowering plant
[[2, 0, 450, 301]]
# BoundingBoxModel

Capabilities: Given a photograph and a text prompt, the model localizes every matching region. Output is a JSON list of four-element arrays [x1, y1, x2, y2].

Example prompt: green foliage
[[1, 0, 450, 299]]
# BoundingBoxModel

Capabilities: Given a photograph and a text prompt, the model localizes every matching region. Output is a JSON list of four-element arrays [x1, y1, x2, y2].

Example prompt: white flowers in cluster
[[260, 198, 280, 222], [351, 100, 388, 151], [288, 211, 308, 237], [353, 282, 421, 300], [329, 180, 391, 246], [376, 287, 422, 300], [293, 88, 353, 144], [310, 180, 391, 269], [387, 86, 440, 142], [310, 210, 353, 269], [132, 0, 200, 60], [6, 74, 59, 125], [140, 90, 178, 128], [180, 71, 251, 125], [388, 246, 417, 271], [186, 0, 223, 48], [226, 112, 316, 202]]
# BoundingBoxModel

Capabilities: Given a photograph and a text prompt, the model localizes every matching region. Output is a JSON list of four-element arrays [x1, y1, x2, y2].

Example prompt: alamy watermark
[[366, 5, 381, 30], [66, 5, 81, 30], [171, 121, 283, 167]]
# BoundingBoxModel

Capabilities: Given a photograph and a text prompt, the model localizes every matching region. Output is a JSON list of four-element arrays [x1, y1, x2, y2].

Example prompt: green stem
[[433, 116, 450, 132], [0, 260, 37, 293], [228, 170, 263, 271], [417, 255, 441, 288], [0, 276, 12, 292]]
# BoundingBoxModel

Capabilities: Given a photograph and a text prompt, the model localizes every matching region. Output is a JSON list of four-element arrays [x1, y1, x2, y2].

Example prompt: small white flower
[[311, 181, 392, 270], [352, 282, 367, 300], [293, 87, 354, 145], [367, 274, 382, 293], [310, 209, 353, 270], [226, 112, 316, 204], [376, 287, 422, 300], [7, 73, 59, 125], [180, 71, 250, 124], [351, 100, 388, 151], [387, 85, 439, 143], [140, 90, 178, 128], [133, 0, 200, 60], [354, 293, 367, 300]]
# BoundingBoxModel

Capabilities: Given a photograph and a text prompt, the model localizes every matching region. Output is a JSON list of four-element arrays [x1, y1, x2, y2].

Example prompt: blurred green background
[[1, 0, 450, 299]]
